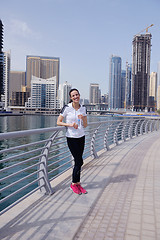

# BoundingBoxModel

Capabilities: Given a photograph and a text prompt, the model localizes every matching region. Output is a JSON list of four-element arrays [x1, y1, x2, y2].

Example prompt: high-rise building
[[157, 86, 160, 110], [149, 72, 157, 100], [26, 56, 60, 97], [157, 62, 160, 86], [132, 33, 152, 111], [9, 71, 28, 106], [121, 70, 126, 108], [157, 62, 160, 110], [9, 71, 25, 99], [59, 81, 72, 108], [89, 83, 100, 104], [0, 19, 4, 100], [11, 92, 30, 107], [25, 76, 58, 109], [101, 93, 108, 104], [125, 63, 132, 109], [3, 51, 11, 109], [109, 55, 122, 109]]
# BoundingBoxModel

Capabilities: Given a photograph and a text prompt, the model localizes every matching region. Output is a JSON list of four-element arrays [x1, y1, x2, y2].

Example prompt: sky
[[1, 0, 160, 99]]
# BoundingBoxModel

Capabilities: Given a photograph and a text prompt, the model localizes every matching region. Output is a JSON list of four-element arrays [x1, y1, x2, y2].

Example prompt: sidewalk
[[0, 131, 160, 240], [74, 131, 160, 240]]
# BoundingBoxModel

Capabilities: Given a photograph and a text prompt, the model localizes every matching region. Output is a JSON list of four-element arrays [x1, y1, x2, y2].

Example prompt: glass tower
[[125, 63, 132, 109], [121, 70, 126, 108], [109, 55, 122, 109]]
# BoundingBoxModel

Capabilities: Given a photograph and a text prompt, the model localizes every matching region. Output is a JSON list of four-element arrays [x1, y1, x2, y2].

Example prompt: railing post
[[140, 119, 145, 135], [39, 131, 59, 195], [145, 120, 149, 133], [121, 121, 127, 142], [149, 120, 153, 132], [158, 120, 160, 130], [155, 120, 159, 131], [135, 120, 141, 136], [150, 120, 153, 132], [152, 120, 157, 131], [104, 123, 113, 151], [141, 119, 147, 134], [114, 122, 121, 145], [91, 124, 101, 158], [128, 120, 134, 139]]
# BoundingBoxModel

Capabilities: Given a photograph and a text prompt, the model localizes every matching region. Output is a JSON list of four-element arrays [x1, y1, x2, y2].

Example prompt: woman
[[57, 88, 87, 195]]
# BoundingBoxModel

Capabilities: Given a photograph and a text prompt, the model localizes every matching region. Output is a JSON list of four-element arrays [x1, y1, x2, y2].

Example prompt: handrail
[[0, 117, 160, 215], [0, 126, 65, 140]]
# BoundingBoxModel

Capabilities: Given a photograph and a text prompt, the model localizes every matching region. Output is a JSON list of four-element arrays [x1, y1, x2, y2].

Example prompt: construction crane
[[137, 24, 154, 35]]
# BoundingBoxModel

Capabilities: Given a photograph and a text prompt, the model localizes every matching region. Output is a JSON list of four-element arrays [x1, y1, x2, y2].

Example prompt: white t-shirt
[[60, 103, 87, 138]]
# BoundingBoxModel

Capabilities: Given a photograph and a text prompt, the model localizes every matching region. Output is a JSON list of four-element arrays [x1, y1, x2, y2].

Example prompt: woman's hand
[[57, 116, 78, 129], [78, 115, 87, 128], [70, 122, 78, 129], [78, 114, 84, 120]]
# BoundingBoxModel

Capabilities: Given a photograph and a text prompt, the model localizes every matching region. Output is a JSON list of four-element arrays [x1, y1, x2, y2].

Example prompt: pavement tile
[[141, 236, 156, 240], [125, 235, 140, 240], [141, 229, 156, 237], [142, 223, 155, 231], [142, 215, 155, 224]]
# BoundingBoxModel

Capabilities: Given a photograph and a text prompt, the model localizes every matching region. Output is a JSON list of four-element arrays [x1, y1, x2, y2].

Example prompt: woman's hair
[[69, 88, 80, 103]]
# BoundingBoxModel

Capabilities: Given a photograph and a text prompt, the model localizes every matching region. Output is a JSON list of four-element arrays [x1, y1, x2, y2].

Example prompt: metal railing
[[0, 117, 160, 215]]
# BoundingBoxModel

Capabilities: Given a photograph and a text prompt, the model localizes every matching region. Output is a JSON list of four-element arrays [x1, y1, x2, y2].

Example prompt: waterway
[[0, 114, 114, 133]]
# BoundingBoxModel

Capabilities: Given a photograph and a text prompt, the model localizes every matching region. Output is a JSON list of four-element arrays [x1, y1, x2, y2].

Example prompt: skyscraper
[[3, 51, 11, 109], [59, 81, 72, 108], [157, 62, 160, 86], [132, 33, 152, 111], [121, 70, 126, 108], [157, 86, 160, 110], [25, 76, 58, 109], [149, 72, 157, 100], [9, 71, 25, 96], [26, 56, 60, 97], [109, 55, 122, 109], [0, 19, 4, 101], [125, 63, 132, 109], [9, 71, 27, 106], [157, 62, 160, 110], [148, 72, 157, 111], [89, 83, 100, 104]]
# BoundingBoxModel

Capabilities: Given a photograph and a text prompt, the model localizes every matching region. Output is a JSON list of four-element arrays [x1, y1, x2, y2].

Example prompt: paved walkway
[[0, 131, 160, 240]]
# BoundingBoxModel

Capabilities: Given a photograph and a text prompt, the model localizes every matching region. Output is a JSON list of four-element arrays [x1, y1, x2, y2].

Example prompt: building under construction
[[132, 33, 152, 111]]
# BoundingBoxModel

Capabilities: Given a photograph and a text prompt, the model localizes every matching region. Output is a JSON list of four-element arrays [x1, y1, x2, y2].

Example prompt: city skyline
[[1, 0, 160, 99]]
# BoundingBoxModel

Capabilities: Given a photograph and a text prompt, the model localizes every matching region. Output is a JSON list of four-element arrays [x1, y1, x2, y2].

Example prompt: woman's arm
[[57, 115, 78, 129], [82, 116, 87, 128]]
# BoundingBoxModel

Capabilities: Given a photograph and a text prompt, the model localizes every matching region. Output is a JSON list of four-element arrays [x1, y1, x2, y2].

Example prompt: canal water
[[0, 114, 114, 133]]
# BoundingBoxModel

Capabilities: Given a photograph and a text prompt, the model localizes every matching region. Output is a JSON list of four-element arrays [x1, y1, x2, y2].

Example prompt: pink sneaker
[[77, 184, 88, 194], [70, 184, 82, 195]]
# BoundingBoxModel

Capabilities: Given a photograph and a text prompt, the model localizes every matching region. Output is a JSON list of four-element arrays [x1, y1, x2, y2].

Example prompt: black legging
[[67, 136, 85, 183]]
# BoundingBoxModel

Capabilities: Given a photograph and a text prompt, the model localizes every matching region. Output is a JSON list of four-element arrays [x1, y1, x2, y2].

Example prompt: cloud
[[10, 19, 33, 38], [10, 19, 40, 39]]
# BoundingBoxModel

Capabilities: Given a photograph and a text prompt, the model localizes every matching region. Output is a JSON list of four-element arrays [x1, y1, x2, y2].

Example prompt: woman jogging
[[57, 88, 87, 195]]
